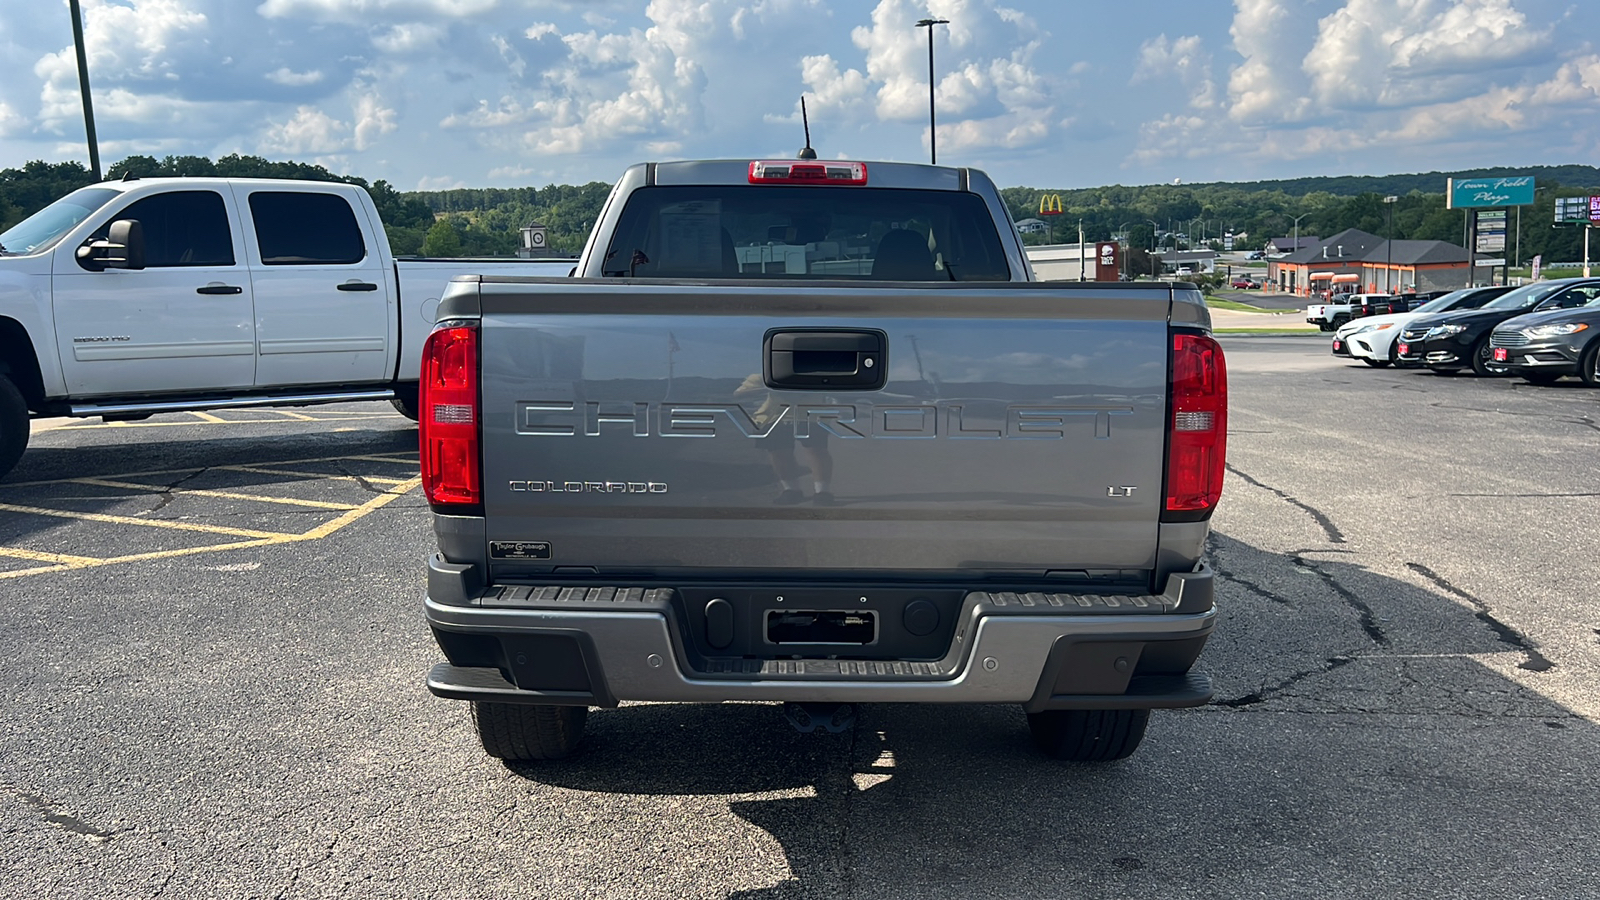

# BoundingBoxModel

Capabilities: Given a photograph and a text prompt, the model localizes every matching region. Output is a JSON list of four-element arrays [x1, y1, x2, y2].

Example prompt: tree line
[[5, 155, 1598, 265]]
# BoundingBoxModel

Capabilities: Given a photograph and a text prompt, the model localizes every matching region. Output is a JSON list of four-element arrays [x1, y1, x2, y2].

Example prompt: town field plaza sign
[[1448, 176, 1536, 209]]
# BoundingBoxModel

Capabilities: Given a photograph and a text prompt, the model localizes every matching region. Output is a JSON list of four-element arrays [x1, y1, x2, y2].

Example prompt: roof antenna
[[797, 96, 817, 160]]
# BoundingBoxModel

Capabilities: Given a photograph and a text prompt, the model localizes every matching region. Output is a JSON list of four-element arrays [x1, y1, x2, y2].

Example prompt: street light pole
[[1289, 212, 1309, 295], [1383, 196, 1398, 293], [915, 18, 949, 165], [1147, 219, 1160, 278], [69, 0, 101, 181]]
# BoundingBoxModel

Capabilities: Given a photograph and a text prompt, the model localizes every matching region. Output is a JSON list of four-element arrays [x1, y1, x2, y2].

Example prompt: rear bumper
[[424, 564, 1217, 714]]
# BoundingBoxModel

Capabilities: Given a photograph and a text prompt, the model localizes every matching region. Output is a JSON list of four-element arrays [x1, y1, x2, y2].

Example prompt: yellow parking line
[[0, 475, 422, 581], [272, 410, 316, 421], [48, 414, 409, 430], [340, 454, 419, 465], [71, 478, 362, 511], [218, 465, 413, 486], [0, 546, 103, 566], [189, 411, 228, 423], [0, 502, 292, 539]]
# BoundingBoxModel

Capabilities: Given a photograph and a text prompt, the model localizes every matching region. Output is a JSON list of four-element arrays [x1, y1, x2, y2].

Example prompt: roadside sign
[[1476, 209, 1507, 252], [1447, 176, 1535, 209], [1555, 197, 1592, 223], [1038, 194, 1064, 217], [1592, 197, 1600, 222]]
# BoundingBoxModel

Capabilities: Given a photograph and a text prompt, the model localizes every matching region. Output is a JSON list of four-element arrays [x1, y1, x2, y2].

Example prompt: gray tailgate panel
[[478, 281, 1171, 576]]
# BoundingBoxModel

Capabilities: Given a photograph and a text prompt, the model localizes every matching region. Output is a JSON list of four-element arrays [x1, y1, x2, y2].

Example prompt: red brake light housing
[[419, 321, 480, 510], [748, 160, 868, 185], [1164, 332, 1227, 519]]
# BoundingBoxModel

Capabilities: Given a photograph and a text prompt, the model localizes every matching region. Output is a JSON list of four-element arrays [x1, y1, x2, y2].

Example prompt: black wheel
[[390, 385, 419, 421], [473, 702, 587, 761], [1581, 340, 1600, 388], [0, 376, 29, 481], [1026, 708, 1150, 762], [1362, 358, 1390, 368], [1521, 371, 1561, 386], [1331, 315, 1350, 329], [1387, 341, 1402, 366], [1317, 323, 1333, 332], [1469, 337, 1501, 377]]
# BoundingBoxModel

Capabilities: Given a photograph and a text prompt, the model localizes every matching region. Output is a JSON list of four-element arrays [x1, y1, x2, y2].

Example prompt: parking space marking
[[50, 409, 402, 431], [0, 451, 421, 581], [71, 477, 363, 511], [0, 546, 104, 566], [217, 464, 413, 486], [0, 501, 294, 539]]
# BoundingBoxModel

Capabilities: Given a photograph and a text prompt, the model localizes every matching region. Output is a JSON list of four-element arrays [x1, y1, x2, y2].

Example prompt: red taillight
[[1166, 332, 1227, 516], [748, 160, 868, 185], [419, 322, 480, 508]]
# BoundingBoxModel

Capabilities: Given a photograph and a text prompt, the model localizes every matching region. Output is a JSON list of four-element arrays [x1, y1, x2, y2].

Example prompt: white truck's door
[[50, 187, 256, 397], [232, 184, 392, 388]]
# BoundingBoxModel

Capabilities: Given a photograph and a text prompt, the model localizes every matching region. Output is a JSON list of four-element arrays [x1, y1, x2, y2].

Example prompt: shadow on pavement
[[504, 531, 1598, 899]]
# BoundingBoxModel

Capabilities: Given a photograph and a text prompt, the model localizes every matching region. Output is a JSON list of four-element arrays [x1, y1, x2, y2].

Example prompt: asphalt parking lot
[[4, 341, 1599, 899]]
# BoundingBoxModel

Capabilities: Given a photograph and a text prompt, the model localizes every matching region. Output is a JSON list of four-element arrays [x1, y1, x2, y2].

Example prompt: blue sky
[[2, 0, 1598, 190]]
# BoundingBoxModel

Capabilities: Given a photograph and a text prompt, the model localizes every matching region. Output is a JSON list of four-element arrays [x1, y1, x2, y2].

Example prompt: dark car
[[1395, 279, 1600, 375], [1333, 286, 1511, 365], [1489, 283, 1600, 385]]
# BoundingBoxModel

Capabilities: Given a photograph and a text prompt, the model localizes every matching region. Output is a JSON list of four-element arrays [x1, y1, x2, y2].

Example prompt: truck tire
[[472, 702, 587, 761], [0, 376, 29, 481], [1026, 708, 1149, 762], [390, 385, 420, 421]]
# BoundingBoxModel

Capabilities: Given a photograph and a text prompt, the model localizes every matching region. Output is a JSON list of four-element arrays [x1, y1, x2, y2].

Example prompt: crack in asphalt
[[1406, 562, 1555, 672], [1292, 557, 1390, 647], [1225, 464, 1346, 544], [1212, 562, 1294, 606], [1216, 656, 1357, 708], [144, 467, 210, 516], [332, 462, 390, 496], [6, 785, 116, 842]]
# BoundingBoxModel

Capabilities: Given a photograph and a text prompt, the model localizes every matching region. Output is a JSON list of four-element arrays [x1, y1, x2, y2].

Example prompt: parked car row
[[1331, 278, 1600, 385], [1307, 291, 1444, 331]]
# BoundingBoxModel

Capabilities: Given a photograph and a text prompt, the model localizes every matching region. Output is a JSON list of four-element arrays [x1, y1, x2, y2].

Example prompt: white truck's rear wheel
[[1026, 708, 1150, 762], [390, 385, 420, 421], [0, 376, 29, 481], [472, 702, 587, 761]]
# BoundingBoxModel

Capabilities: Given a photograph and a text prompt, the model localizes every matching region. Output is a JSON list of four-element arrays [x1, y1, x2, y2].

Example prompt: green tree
[[420, 219, 462, 257]]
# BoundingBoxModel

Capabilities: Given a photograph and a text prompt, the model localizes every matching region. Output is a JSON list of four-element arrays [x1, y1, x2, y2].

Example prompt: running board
[[70, 389, 397, 418]]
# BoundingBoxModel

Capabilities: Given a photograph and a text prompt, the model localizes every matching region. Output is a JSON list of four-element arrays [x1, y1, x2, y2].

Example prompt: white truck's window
[[603, 186, 1010, 281], [87, 190, 234, 268], [248, 192, 366, 265], [0, 187, 119, 255]]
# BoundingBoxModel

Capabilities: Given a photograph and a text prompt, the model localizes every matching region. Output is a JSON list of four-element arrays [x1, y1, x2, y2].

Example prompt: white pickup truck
[[0, 177, 574, 479]]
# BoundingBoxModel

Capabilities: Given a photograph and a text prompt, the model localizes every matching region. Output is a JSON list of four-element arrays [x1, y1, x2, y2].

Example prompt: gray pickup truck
[[419, 157, 1227, 763]]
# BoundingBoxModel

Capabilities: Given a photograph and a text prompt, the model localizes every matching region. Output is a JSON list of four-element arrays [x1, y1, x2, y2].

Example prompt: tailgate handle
[[764, 329, 887, 390]]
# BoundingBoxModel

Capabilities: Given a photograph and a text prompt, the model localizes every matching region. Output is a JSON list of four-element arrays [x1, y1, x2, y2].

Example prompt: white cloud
[[352, 93, 398, 149], [33, 0, 211, 131], [1305, 0, 1552, 109], [263, 104, 350, 154], [266, 67, 325, 86], [371, 22, 448, 54], [256, 0, 502, 24], [416, 174, 467, 190], [0, 101, 29, 138], [1226, 0, 1309, 124], [1134, 34, 1216, 110], [525, 22, 560, 40], [797, 0, 1055, 151]]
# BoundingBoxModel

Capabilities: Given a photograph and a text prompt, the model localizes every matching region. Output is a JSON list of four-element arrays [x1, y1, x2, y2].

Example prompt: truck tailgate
[[475, 280, 1175, 579]]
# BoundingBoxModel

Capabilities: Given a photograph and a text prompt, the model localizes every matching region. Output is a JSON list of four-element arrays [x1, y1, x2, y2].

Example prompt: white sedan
[[1333, 287, 1511, 367]]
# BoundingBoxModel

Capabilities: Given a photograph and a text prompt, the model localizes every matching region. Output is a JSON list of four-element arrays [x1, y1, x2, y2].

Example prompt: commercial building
[[1267, 228, 1478, 295]]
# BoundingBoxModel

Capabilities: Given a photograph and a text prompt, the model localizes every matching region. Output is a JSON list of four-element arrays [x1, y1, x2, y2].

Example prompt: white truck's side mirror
[[76, 219, 146, 271]]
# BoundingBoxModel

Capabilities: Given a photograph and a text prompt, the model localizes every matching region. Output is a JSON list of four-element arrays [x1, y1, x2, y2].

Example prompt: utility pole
[[915, 18, 949, 165], [1078, 218, 1085, 282], [1383, 196, 1398, 293], [69, 0, 101, 180], [1290, 212, 1309, 295]]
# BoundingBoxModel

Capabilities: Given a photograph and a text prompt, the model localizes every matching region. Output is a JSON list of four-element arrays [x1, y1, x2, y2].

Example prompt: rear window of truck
[[602, 186, 1010, 281]]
